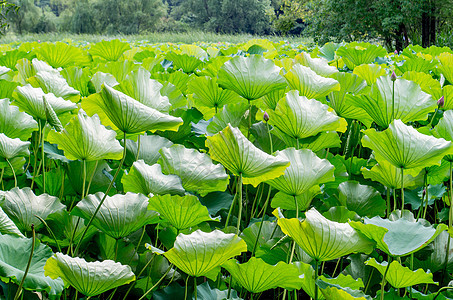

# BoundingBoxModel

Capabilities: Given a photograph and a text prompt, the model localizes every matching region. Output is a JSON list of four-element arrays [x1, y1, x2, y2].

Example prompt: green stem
[[393, 188, 397, 212], [401, 167, 405, 213], [227, 275, 233, 299], [247, 100, 252, 140], [0, 168, 4, 189], [34, 215, 61, 252], [252, 185, 272, 256], [136, 135, 141, 161], [114, 238, 119, 262], [418, 171, 428, 220], [236, 173, 243, 235], [74, 132, 127, 255], [314, 260, 319, 300], [288, 195, 299, 264], [429, 108, 438, 128], [433, 286, 453, 300], [138, 264, 173, 300], [85, 160, 98, 197], [41, 120, 46, 194], [224, 193, 237, 229], [30, 122, 42, 190], [194, 277, 197, 300], [127, 225, 146, 265], [295, 137, 299, 150], [386, 187, 390, 218], [122, 255, 160, 300], [391, 79, 395, 122], [380, 259, 391, 300], [14, 224, 35, 300], [5, 158, 16, 188], [82, 159, 86, 199], [184, 275, 190, 300]]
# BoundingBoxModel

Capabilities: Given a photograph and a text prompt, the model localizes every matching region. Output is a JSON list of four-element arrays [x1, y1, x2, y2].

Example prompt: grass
[[0, 30, 313, 46]]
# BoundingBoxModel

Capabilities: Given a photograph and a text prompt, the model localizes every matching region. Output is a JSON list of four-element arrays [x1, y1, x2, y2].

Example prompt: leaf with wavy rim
[[361, 160, 422, 189], [434, 110, 453, 162], [82, 83, 183, 134], [123, 134, 173, 166], [365, 258, 437, 288], [402, 71, 442, 100], [60, 66, 91, 97], [350, 76, 436, 127], [91, 71, 119, 93], [217, 55, 286, 100], [277, 208, 374, 261], [2, 187, 65, 233], [270, 188, 320, 211], [148, 194, 217, 230], [269, 90, 347, 139], [352, 64, 386, 86], [317, 280, 371, 300], [13, 84, 77, 120], [272, 129, 341, 152], [0, 235, 64, 297], [362, 119, 453, 169], [267, 148, 334, 197], [206, 124, 290, 187], [438, 52, 453, 83], [0, 206, 24, 237], [122, 160, 185, 196], [44, 253, 135, 297], [166, 52, 204, 73], [47, 111, 123, 161], [0, 98, 38, 141], [72, 192, 159, 239], [336, 42, 387, 69], [34, 42, 89, 68], [89, 39, 131, 61], [147, 229, 247, 280], [285, 65, 340, 99], [34, 70, 80, 101], [338, 181, 386, 217], [206, 102, 248, 136], [222, 257, 304, 293], [396, 56, 438, 73], [295, 52, 338, 77], [158, 144, 229, 196], [0, 133, 30, 160]]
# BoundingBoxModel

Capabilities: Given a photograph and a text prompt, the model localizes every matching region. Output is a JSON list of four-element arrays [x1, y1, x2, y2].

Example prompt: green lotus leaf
[[194, 281, 241, 300], [0, 49, 33, 70], [396, 55, 438, 74], [438, 52, 453, 83], [47, 111, 123, 161], [0, 79, 18, 99], [0, 156, 26, 179], [34, 70, 80, 102], [206, 124, 290, 187], [269, 90, 347, 139], [91, 71, 119, 93], [0, 133, 30, 160], [67, 160, 112, 195], [188, 76, 244, 119], [123, 133, 173, 166], [434, 110, 453, 161], [44, 253, 135, 297], [444, 85, 453, 110], [349, 216, 447, 256], [43, 95, 64, 132], [13, 84, 77, 120], [277, 208, 374, 261], [285, 64, 340, 99], [336, 42, 387, 69], [60, 66, 91, 97], [95, 60, 139, 83], [240, 220, 284, 252], [361, 160, 423, 189], [82, 83, 183, 134], [338, 181, 386, 217], [198, 56, 231, 77], [365, 258, 436, 288], [72, 192, 159, 239], [206, 102, 248, 136], [272, 129, 341, 152], [295, 261, 364, 300], [148, 229, 247, 280], [328, 72, 372, 127], [295, 52, 338, 77], [2, 187, 65, 233], [166, 52, 204, 73], [217, 55, 287, 100], [350, 76, 436, 127], [270, 187, 320, 211], [0, 98, 38, 140], [180, 44, 208, 60], [317, 280, 371, 300], [158, 144, 229, 196], [262, 88, 286, 110], [34, 42, 89, 68], [16, 58, 41, 85], [413, 231, 453, 273], [352, 64, 386, 86], [116, 67, 171, 112], [267, 148, 334, 196], [222, 257, 304, 293], [402, 71, 442, 100], [318, 42, 344, 62], [0, 235, 64, 297], [122, 160, 185, 196], [0, 65, 10, 76], [148, 194, 217, 230], [362, 119, 453, 169], [89, 39, 131, 61], [0, 206, 24, 237]]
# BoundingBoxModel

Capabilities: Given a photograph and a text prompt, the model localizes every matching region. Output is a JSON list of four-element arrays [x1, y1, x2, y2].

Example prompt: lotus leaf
[[147, 229, 247, 280], [123, 133, 173, 166], [285, 64, 340, 99], [222, 257, 304, 293], [0, 235, 64, 297], [148, 194, 217, 230], [352, 64, 386, 85], [89, 39, 131, 61], [217, 55, 286, 100], [91, 71, 119, 93], [206, 124, 290, 187], [82, 83, 183, 134], [72, 192, 159, 239], [0, 133, 30, 160], [0, 206, 24, 237], [361, 160, 423, 189], [277, 208, 374, 261], [365, 258, 436, 288], [166, 52, 204, 73], [44, 253, 135, 297], [338, 181, 386, 217], [34, 42, 88, 68], [269, 90, 347, 139], [336, 42, 387, 69], [34, 70, 80, 101], [317, 280, 371, 300], [396, 56, 438, 73], [438, 52, 453, 83], [362, 119, 453, 169], [434, 110, 453, 161], [60, 66, 91, 97], [122, 160, 185, 196], [272, 129, 342, 152], [206, 102, 248, 136], [402, 71, 442, 100], [47, 111, 123, 161], [158, 144, 229, 196], [295, 52, 338, 77], [270, 187, 320, 211]]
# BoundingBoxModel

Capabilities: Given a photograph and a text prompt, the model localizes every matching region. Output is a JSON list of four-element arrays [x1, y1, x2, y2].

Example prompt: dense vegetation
[[2, 0, 453, 49], [1, 38, 453, 299]]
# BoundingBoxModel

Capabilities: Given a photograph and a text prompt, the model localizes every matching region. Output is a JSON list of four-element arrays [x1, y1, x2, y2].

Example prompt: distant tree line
[[3, 0, 453, 49]]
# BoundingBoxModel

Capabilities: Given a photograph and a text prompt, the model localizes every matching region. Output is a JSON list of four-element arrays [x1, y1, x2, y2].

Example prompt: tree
[[0, 0, 18, 34]]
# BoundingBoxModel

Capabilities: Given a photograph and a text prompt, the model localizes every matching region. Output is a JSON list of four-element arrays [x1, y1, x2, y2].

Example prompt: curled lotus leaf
[[72, 192, 159, 239], [82, 83, 183, 134], [361, 160, 423, 189], [269, 90, 347, 139], [0, 133, 30, 160], [362, 119, 453, 169], [434, 110, 453, 161], [122, 160, 185, 196], [352, 64, 386, 85], [123, 133, 173, 166], [34, 70, 80, 101], [0, 98, 38, 141], [336, 42, 387, 69], [338, 181, 386, 218], [206, 124, 290, 187], [44, 252, 135, 297], [277, 208, 374, 261], [0, 206, 24, 237], [295, 52, 338, 77], [47, 111, 123, 161]]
